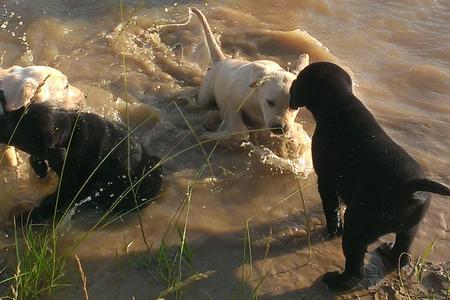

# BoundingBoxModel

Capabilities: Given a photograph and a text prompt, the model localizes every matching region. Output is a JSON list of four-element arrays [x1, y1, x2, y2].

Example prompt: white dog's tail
[[190, 7, 226, 64]]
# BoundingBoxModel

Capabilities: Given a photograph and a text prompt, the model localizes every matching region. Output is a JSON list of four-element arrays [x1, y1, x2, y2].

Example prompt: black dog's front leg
[[318, 176, 342, 238], [322, 205, 367, 291]]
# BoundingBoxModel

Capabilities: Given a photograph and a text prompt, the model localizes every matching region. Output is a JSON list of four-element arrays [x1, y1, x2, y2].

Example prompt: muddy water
[[0, 0, 449, 299]]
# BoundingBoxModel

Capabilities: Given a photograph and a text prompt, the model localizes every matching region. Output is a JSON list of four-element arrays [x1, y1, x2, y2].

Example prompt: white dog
[[0, 65, 86, 166], [191, 8, 309, 142]]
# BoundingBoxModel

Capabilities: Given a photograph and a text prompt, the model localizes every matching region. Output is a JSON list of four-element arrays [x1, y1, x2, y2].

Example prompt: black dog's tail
[[405, 178, 450, 196]]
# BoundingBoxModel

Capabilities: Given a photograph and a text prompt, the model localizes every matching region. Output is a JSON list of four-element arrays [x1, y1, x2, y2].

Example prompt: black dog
[[0, 101, 162, 222], [289, 62, 450, 291]]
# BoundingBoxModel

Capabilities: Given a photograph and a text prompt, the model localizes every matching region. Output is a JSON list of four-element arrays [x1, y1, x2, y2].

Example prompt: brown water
[[0, 0, 449, 299]]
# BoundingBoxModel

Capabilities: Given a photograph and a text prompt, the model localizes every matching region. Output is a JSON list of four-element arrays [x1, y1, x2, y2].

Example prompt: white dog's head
[[249, 54, 309, 135], [250, 71, 299, 135], [0, 65, 85, 113]]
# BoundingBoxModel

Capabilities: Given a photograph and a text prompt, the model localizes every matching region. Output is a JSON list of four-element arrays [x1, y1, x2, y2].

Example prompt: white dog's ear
[[6, 78, 38, 111], [291, 53, 310, 75]]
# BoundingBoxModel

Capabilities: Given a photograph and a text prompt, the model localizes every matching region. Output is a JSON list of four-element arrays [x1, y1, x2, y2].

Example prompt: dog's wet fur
[[191, 8, 308, 142], [0, 101, 162, 222], [289, 62, 450, 291]]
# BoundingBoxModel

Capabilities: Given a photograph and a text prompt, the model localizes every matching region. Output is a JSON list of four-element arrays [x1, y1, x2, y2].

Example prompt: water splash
[[242, 123, 313, 178], [58, 195, 95, 229]]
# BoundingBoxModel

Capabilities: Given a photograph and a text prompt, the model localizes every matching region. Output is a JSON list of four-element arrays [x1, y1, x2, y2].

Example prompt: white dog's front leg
[[200, 114, 249, 147], [226, 114, 250, 142]]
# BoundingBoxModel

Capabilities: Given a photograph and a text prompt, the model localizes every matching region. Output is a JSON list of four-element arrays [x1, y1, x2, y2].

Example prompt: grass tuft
[[6, 218, 68, 300]]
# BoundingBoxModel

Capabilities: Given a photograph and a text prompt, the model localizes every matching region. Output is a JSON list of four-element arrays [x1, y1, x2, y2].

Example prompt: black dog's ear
[[289, 78, 306, 110], [289, 79, 299, 109]]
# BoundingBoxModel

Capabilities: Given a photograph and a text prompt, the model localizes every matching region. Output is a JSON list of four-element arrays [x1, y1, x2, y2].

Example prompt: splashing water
[[243, 122, 313, 178], [58, 195, 95, 229]]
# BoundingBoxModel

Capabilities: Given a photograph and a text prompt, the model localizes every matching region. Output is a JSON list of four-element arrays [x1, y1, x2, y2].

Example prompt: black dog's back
[[313, 96, 426, 204], [60, 112, 162, 213], [289, 62, 449, 290], [0, 103, 162, 221], [290, 62, 447, 204]]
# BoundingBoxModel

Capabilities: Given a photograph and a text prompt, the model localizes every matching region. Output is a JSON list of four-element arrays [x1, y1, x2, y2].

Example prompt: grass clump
[[155, 228, 194, 289], [395, 238, 450, 300], [4, 219, 68, 300]]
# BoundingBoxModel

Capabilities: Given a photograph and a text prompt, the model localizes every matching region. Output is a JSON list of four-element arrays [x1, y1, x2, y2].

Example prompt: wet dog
[[289, 62, 450, 291], [0, 102, 162, 222], [191, 8, 309, 142], [0, 65, 85, 111], [0, 65, 86, 167]]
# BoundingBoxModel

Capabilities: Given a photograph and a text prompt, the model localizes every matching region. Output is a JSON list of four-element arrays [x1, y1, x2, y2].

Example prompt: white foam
[[243, 141, 313, 178]]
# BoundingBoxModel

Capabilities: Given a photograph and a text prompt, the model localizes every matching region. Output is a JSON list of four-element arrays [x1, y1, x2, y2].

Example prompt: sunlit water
[[0, 0, 449, 299]]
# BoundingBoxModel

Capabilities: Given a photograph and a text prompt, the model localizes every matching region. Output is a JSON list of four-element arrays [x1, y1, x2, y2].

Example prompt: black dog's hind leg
[[318, 177, 343, 238], [29, 155, 49, 178], [377, 226, 418, 268]]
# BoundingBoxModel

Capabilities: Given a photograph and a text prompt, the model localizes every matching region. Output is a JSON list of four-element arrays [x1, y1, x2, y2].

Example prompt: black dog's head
[[289, 62, 353, 115], [0, 103, 53, 153]]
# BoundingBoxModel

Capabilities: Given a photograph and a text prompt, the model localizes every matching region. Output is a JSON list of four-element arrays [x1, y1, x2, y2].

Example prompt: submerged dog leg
[[318, 177, 342, 237], [28, 194, 58, 222], [227, 114, 250, 142]]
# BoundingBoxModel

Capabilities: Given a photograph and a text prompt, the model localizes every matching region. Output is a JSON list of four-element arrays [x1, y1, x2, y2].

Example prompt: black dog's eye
[[266, 99, 275, 107]]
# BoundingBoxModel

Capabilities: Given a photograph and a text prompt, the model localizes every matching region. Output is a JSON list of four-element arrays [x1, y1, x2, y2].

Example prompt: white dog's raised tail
[[191, 8, 226, 63]]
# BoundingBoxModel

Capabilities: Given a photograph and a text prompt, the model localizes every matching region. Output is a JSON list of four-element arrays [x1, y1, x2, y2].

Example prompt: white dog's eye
[[266, 99, 275, 107], [65, 83, 69, 89]]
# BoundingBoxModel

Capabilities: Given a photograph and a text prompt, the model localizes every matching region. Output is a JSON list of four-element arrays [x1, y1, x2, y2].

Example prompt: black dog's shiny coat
[[289, 62, 450, 291], [0, 102, 162, 221]]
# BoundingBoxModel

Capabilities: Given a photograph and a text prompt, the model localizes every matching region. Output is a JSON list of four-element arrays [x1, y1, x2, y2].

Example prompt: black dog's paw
[[377, 242, 410, 269], [322, 271, 362, 291]]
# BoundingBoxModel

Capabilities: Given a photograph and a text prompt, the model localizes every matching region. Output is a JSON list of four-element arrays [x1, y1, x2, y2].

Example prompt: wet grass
[[413, 237, 437, 283], [2, 4, 447, 300], [397, 237, 442, 300], [235, 176, 310, 300], [3, 220, 68, 300], [0, 7, 163, 298], [237, 223, 274, 300]]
